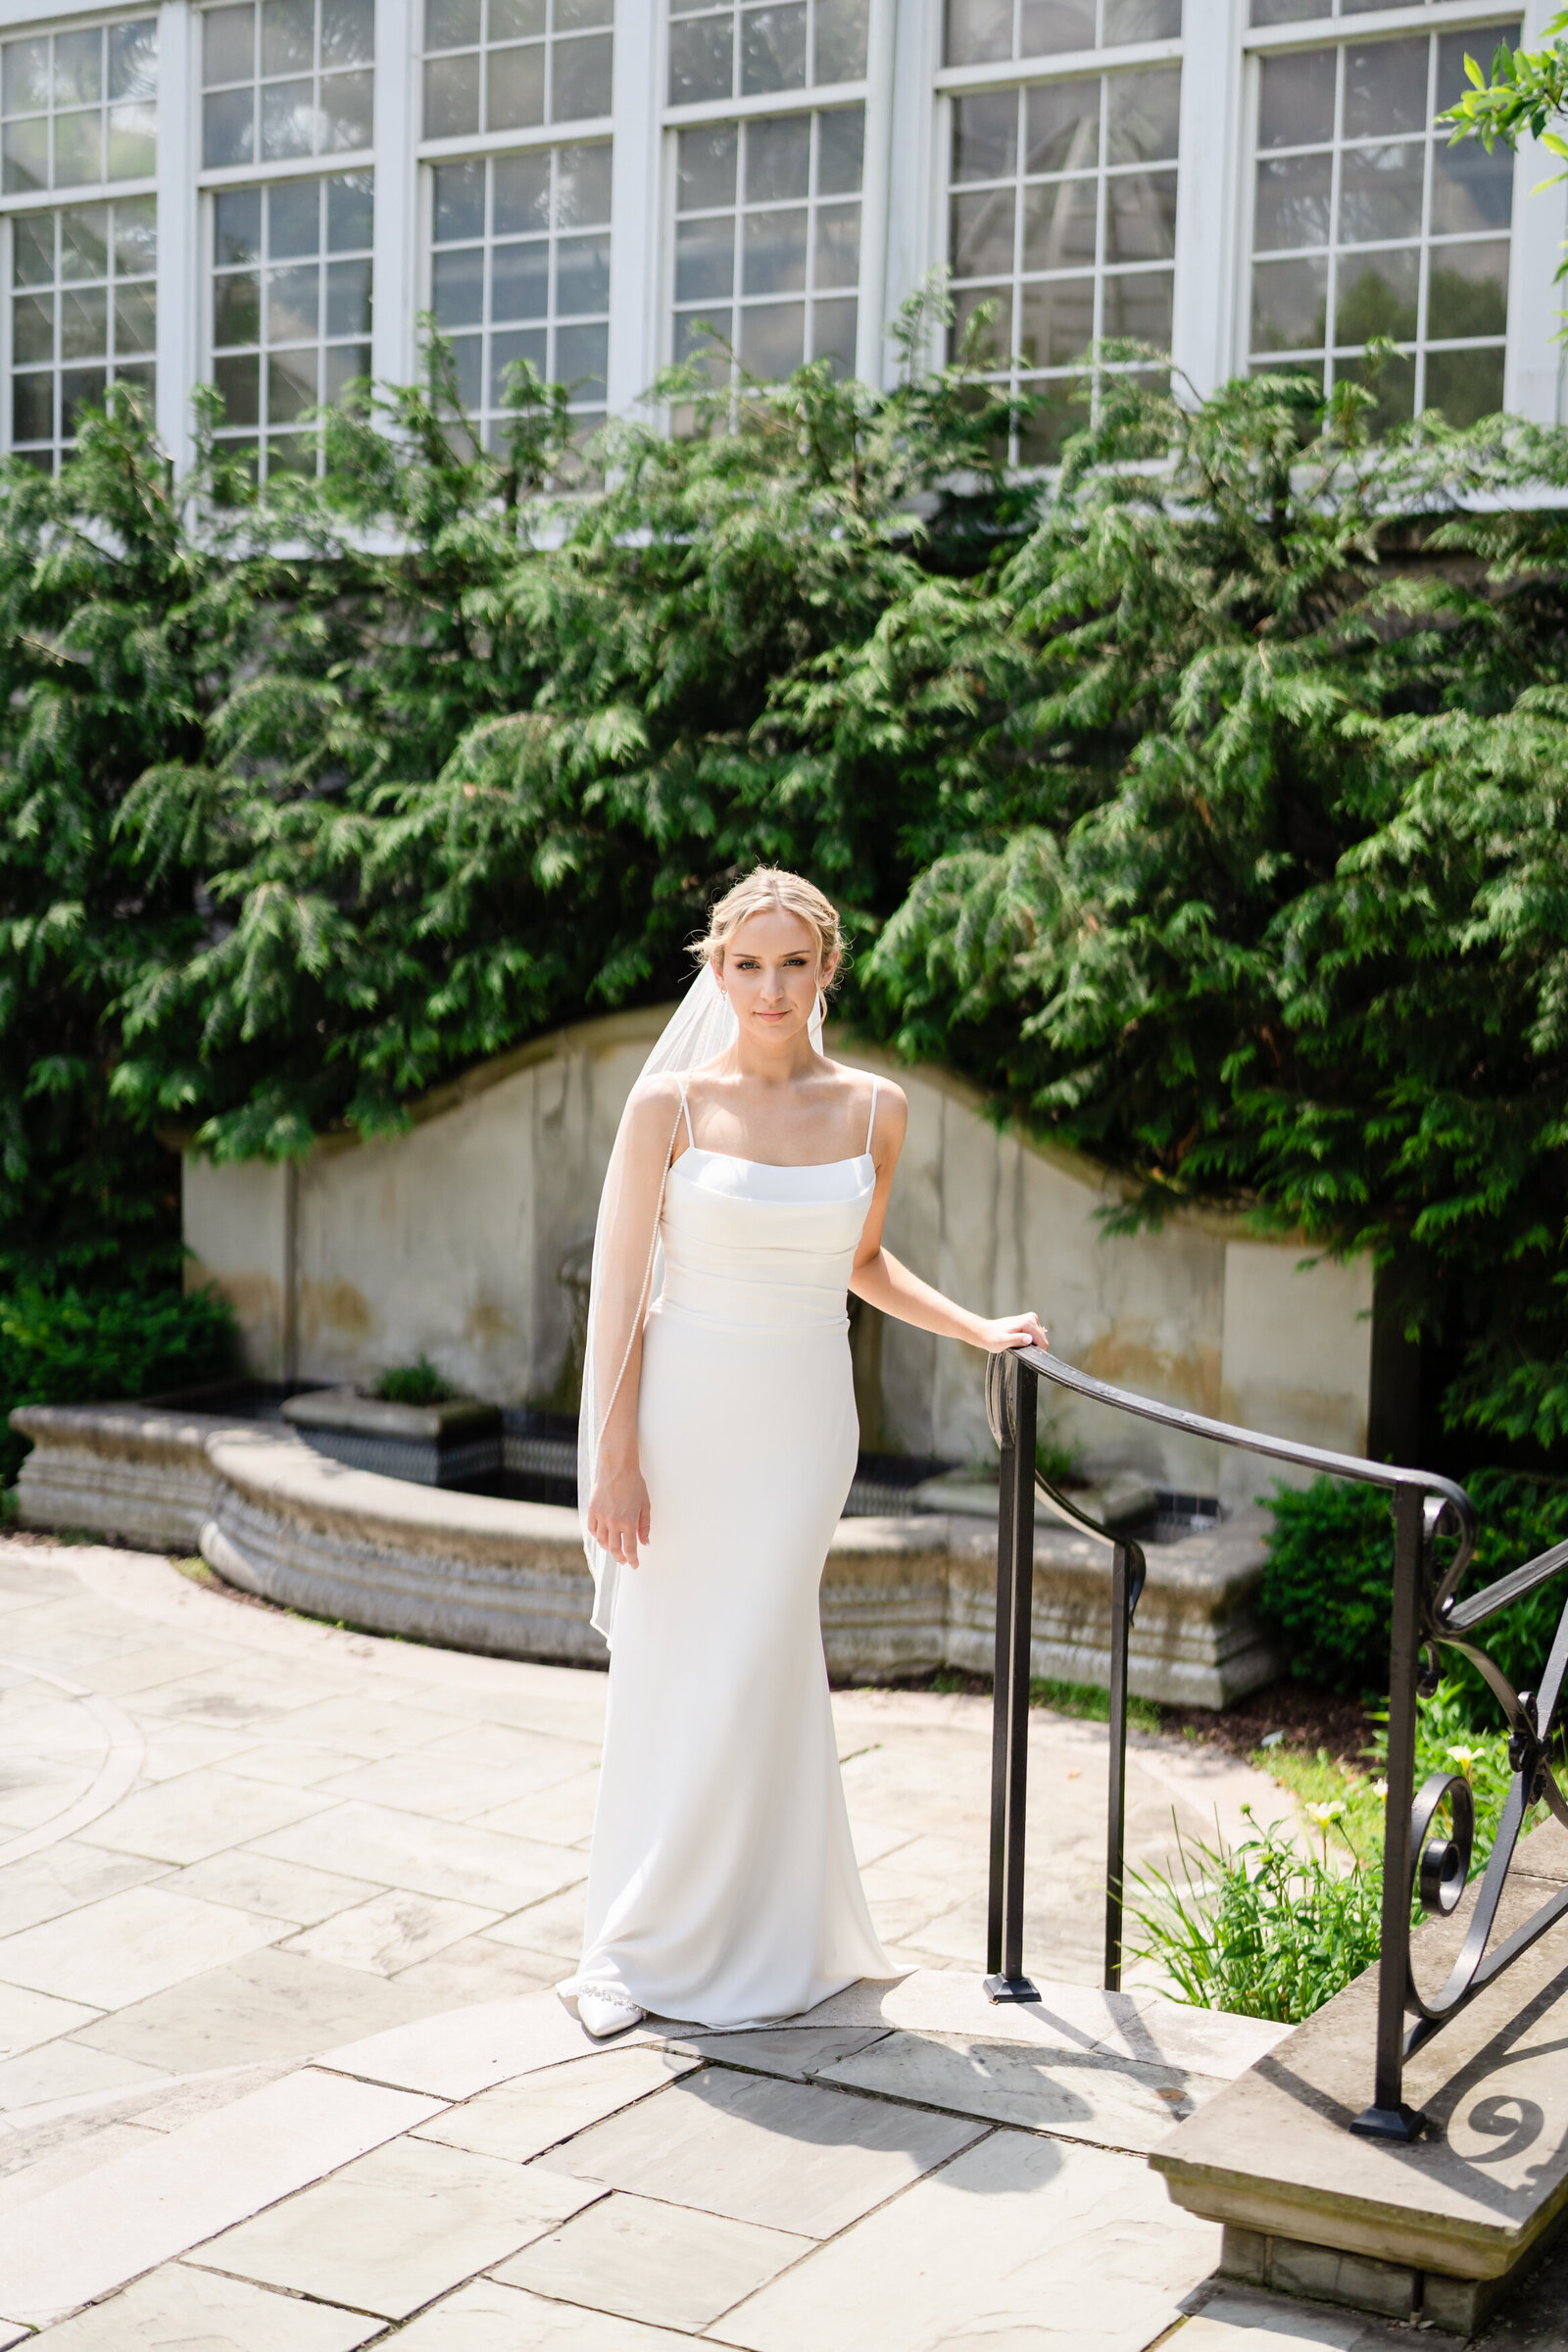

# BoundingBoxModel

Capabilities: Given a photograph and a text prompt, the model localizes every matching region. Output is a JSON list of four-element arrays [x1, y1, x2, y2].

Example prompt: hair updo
[[693, 868, 846, 987]]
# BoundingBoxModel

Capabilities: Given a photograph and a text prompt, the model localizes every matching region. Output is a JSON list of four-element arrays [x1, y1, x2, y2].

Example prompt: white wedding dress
[[564, 1080, 899, 2029]]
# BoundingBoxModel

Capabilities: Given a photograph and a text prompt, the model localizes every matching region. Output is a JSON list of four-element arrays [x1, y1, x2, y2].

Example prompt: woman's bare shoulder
[[621, 1071, 688, 1137]]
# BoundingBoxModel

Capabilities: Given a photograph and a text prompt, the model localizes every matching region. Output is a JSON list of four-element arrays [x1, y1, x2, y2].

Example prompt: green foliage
[[1259, 1474, 1568, 1709], [1128, 1809, 1383, 2022], [372, 1355, 459, 1405], [0, 1265, 233, 1484]]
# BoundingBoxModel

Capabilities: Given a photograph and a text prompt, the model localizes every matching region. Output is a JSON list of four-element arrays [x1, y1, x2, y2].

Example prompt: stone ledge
[[1151, 1822, 1568, 2331], [11, 1403, 1284, 1705]]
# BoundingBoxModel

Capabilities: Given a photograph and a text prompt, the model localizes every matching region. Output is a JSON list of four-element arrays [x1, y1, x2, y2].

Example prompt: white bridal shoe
[[576, 1987, 644, 2039]]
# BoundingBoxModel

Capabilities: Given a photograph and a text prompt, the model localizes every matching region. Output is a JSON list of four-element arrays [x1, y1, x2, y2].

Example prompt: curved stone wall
[[181, 1009, 1375, 1504]]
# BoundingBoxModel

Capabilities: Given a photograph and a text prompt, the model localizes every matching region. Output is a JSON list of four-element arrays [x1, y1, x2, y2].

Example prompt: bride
[[562, 867, 1048, 2039]]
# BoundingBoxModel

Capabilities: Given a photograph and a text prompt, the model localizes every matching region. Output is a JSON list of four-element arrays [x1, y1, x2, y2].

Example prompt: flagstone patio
[[1, 1533, 1565, 2346]]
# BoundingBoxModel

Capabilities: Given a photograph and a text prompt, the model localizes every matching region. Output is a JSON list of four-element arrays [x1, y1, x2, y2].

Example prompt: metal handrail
[[980, 1346, 1568, 2140]]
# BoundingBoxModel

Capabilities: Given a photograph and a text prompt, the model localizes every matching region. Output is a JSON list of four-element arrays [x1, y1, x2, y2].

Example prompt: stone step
[[1150, 1819, 1568, 2335]]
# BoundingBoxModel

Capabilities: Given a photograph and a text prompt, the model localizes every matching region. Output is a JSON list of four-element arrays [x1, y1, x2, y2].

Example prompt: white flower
[[1305, 1799, 1348, 1826], [1446, 1745, 1479, 1777], [1373, 1778, 1389, 1802]]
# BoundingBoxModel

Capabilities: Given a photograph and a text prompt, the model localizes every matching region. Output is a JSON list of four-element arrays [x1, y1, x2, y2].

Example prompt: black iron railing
[[981, 1345, 1568, 2141]]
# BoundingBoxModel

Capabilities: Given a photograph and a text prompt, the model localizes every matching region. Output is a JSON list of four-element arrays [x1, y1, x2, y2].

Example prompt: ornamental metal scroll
[[975, 1344, 1568, 2140]]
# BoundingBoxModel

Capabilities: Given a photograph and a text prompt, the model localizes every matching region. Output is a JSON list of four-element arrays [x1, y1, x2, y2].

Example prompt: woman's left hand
[[975, 1310, 1049, 1353]]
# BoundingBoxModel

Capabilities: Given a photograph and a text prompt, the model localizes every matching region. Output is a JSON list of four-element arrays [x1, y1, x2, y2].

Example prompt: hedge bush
[[0, 1269, 233, 1488], [1258, 1470, 1568, 1715]]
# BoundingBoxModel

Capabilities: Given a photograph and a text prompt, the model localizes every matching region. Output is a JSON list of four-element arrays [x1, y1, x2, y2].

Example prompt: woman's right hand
[[588, 1461, 652, 1569]]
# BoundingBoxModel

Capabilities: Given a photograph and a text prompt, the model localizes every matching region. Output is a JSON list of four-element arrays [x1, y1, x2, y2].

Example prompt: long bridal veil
[[577, 960, 824, 1642]]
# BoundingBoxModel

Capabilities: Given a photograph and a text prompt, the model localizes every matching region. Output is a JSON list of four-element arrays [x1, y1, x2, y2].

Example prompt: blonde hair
[[694, 868, 846, 986]]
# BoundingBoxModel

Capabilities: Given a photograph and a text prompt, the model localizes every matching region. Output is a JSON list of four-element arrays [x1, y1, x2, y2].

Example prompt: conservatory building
[[0, 0, 1561, 477]]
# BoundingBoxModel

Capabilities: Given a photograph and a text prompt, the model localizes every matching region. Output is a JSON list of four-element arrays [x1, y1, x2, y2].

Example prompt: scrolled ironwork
[[1411, 1770, 1475, 1918]]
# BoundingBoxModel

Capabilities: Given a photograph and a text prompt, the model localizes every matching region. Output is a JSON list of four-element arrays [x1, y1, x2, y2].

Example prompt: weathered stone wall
[[182, 1009, 1373, 1504]]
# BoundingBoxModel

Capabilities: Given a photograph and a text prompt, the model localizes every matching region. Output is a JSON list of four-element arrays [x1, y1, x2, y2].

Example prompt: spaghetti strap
[[863, 1076, 880, 1157]]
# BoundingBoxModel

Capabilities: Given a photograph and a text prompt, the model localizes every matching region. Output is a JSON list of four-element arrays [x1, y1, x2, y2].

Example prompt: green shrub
[[0, 1270, 234, 1486], [1259, 1473, 1568, 1717], [371, 1356, 459, 1405]]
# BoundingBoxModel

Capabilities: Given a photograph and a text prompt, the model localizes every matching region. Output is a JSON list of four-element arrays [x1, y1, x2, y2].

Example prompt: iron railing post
[[1353, 1482, 1428, 2142], [986, 1353, 1040, 2002], [1104, 1540, 1133, 1991]]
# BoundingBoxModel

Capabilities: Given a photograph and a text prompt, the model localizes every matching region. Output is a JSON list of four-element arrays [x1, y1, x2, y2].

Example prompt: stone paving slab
[[22, 2264, 383, 2350], [414, 2044, 701, 2162], [496, 2191, 815, 2330], [388, 2278, 699, 2349]]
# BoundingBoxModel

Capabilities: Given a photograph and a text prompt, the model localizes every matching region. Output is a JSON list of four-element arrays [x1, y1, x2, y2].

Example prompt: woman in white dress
[[563, 869, 1048, 2039]]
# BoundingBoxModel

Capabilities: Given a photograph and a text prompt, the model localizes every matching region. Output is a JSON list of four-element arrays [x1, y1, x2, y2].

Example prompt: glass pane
[[1105, 68, 1181, 165], [1017, 378, 1083, 466], [424, 0, 480, 48], [1343, 39, 1429, 141], [1339, 144, 1423, 245], [1103, 0, 1181, 40], [1334, 345, 1413, 431], [433, 158, 484, 241], [2, 117, 47, 193], [1250, 0, 1328, 22], [4, 35, 51, 112], [744, 204, 808, 293], [817, 106, 863, 193], [1021, 0, 1096, 54], [214, 269, 262, 342], [1023, 174, 1098, 269], [445, 331, 481, 406], [747, 113, 809, 201], [491, 237, 549, 317], [13, 369, 54, 440], [1334, 245, 1417, 341], [493, 0, 547, 27], [270, 176, 321, 253], [327, 170, 372, 247], [61, 205, 109, 278], [491, 324, 548, 401], [1102, 266, 1172, 342], [61, 363, 108, 433], [1424, 342, 1502, 425], [494, 146, 551, 230], [813, 198, 859, 287], [55, 110, 105, 187], [487, 41, 545, 128], [1258, 50, 1335, 151], [108, 106, 158, 179], [433, 243, 484, 323], [810, 292, 857, 370], [557, 0, 612, 26], [953, 281, 1010, 360], [557, 141, 612, 225], [954, 90, 1017, 184], [676, 216, 734, 302], [678, 121, 738, 211], [215, 188, 263, 265], [115, 195, 158, 273], [1253, 152, 1332, 251], [12, 292, 53, 365], [323, 339, 369, 399], [1104, 169, 1176, 262], [1250, 254, 1327, 349], [1026, 81, 1100, 176], [815, 0, 869, 81], [1431, 135, 1513, 236], [13, 215, 53, 284], [668, 18, 731, 104], [555, 316, 607, 396], [54, 28, 103, 106], [741, 4, 808, 95], [203, 89, 255, 167], [674, 309, 729, 372], [268, 261, 319, 340], [1017, 273, 1094, 364], [114, 278, 156, 352], [261, 78, 317, 159], [555, 229, 610, 312], [267, 431, 318, 478], [109, 20, 159, 103], [950, 187, 1015, 278], [423, 52, 479, 134], [320, 69, 373, 148], [322, 0, 375, 66], [268, 345, 318, 419], [1426, 237, 1508, 337], [205, 6, 256, 85], [1436, 24, 1518, 112], [214, 357, 262, 427], [326, 253, 371, 332], [262, 0, 314, 77], [945, 0, 1011, 66], [739, 297, 805, 376], [551, 31, 612, 119]]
